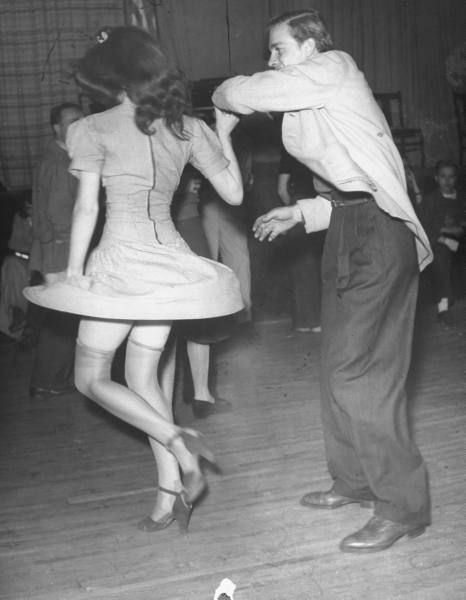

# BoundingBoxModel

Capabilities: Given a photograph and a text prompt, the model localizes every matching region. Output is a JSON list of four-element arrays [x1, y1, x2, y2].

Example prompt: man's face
[[435, 167, 457, 195], [268, 23, 314, 70], [55, 107, 83, 144]]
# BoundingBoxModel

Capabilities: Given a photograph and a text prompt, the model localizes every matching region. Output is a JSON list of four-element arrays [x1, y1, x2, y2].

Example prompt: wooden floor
[[1, 299, 465, 600]]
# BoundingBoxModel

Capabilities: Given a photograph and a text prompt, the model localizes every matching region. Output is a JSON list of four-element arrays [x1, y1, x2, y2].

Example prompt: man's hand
[[253, 205, 302, 241]]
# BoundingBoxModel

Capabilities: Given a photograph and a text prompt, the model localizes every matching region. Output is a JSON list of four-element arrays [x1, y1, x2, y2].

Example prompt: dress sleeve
[[66, 117, 104, 177], [188, 119, 229, 180]]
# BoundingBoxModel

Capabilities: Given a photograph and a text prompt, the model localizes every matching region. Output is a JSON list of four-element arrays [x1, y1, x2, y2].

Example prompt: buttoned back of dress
[[67, 99, 228, 248]]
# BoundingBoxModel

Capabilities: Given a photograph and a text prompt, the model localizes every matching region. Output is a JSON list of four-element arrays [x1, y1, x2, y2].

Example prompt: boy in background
[[419, 160, 464, 324]]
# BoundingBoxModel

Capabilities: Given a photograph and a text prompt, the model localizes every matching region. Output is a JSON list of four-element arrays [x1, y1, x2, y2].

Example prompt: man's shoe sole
[[300, 497, 373, 510]]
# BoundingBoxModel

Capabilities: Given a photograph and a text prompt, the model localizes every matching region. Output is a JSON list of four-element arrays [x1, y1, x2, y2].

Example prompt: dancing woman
[[25, 27, 244, 533]]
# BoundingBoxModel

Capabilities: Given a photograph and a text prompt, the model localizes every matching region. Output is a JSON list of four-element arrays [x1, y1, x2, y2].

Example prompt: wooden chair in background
[[452, 92, 466, 166], [374, 91, 425, 167]]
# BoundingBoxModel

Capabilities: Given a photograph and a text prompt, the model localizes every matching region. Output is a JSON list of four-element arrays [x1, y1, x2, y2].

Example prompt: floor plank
[[0, 300, 465, 600]]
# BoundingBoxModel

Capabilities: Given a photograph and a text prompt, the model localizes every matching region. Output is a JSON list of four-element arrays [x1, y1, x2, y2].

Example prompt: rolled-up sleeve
[[67, 117, 104, 177], [189, 119, 229, 179], [297, 196, 333, 233]]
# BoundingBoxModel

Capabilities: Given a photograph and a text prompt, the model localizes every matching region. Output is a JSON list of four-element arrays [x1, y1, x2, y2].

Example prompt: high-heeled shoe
[[137, 487, 192, 534], [167, 428, 217, 504]]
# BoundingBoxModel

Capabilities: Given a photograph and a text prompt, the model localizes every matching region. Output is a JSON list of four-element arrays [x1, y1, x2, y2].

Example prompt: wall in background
[[1, 0, 465, 188], [0, 0, 124, 189], [159, 0, 465, 168]]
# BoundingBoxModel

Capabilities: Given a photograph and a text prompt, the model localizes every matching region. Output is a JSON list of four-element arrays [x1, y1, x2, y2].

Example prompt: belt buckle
[[330, 198, 345, 208]]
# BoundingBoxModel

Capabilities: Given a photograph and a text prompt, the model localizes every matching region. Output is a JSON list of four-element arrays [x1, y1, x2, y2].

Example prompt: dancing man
[[213, 9, 432, 552]]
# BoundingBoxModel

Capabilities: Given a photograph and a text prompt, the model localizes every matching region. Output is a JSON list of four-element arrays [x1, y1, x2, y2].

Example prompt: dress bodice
[[25, 99, 244, 320], [67, 99, 228, 247]]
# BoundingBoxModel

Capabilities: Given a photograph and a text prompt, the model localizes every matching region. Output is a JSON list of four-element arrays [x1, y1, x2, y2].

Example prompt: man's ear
[[52, 123, 61, 138], [303, 38, 317, 58]]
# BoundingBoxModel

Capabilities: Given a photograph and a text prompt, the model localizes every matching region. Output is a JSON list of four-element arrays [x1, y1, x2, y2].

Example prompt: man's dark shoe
[[191, 398, 232, 419], [29, 385, 76, 400], [300, 489, 373, 509], [339, 515, 426, 553]]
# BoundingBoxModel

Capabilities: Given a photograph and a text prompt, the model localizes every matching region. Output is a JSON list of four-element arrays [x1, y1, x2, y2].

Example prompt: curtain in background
[[155, 0, 232, 80], [157, 0, 465, 165], [0, 0, 124, 190], [270, 0, 466, 164], [1, 0, 465, 188], [123, 0, 157, 34]]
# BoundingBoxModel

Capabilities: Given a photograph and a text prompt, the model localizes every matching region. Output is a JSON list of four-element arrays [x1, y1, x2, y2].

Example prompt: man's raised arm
[[212, 65, 338, 115]]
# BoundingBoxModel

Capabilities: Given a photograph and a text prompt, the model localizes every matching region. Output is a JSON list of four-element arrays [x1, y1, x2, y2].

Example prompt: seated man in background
[[418, 159, 464, 324], [29, 102, 83, 400]]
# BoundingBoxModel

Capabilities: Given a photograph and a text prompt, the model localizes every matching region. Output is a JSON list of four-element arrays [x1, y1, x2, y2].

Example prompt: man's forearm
[[213, 69, 319, 114]]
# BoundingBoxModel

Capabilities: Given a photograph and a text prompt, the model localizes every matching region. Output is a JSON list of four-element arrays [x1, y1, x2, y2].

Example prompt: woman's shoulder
[[66, 107, 122, 156], [181, 115, 209, 136], [85, 102, 133, 133]]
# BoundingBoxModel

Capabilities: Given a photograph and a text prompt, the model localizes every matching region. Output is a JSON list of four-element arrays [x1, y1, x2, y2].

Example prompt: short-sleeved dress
[[24, 98, 243, 320]]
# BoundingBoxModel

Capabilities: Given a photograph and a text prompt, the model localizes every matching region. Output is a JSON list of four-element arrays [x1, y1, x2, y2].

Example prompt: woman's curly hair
[[75, 26, 191, 139]]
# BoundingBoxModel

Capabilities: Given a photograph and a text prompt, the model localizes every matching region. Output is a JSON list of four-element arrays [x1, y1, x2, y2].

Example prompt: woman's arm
[[278, 173, 292, 206], [206, 109, 243, 206], [66, 171, 100, 277]]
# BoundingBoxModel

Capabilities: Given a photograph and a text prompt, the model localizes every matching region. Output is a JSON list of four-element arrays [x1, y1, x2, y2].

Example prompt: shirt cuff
[[296, 196, 333, 232]]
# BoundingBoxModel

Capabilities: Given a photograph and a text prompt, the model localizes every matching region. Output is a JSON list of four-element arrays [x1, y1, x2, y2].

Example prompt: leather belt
[[330, 197, 371, 208]]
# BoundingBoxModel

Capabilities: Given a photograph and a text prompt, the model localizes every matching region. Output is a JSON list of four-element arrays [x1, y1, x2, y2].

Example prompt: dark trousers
[[30, 308, 78, 390], [320, 199, 430, 526], [286, 226, 325, 329], [430, 242, 454, 303]]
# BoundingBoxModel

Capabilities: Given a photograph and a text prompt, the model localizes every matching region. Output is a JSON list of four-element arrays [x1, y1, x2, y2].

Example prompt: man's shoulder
[[37, 140, 67, 170], [307, 49, 356, 69], [41, 138, 60, 157], [289, 50, 359, 82]]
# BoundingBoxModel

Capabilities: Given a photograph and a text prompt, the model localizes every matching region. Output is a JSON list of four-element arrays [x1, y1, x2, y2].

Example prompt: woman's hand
[[43, 270, 89, 290], [253, 206, 302, 241], [214, 107, 240, 138]]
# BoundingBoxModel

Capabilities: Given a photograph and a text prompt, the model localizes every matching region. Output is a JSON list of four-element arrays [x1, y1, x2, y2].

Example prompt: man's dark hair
[[49, 102, 82, 128], [268, 9, 334, 52], [434, 159, 458, 176]]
